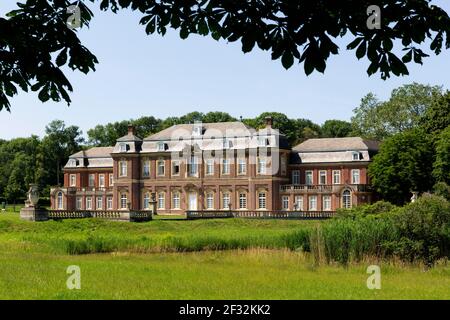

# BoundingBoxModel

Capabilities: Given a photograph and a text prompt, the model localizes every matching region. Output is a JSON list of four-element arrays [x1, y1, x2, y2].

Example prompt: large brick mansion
[[50, 118, 379, 214]]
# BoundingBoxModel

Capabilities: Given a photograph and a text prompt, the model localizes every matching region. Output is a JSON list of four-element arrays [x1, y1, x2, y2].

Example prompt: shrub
[[389, 194, 450, 265], [433, 182, 450, 201], [335, 201, 396, 220]]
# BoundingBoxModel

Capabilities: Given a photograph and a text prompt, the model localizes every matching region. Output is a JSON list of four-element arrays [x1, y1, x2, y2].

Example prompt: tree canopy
[[369, 128, 435, 205], [1, 0, 449, 111], [351, 83, 443, 140], [321, 120, 353, 138]]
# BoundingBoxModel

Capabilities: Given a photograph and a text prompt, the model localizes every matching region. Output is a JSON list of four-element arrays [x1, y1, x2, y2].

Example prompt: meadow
[[0, 210, 449, 299]]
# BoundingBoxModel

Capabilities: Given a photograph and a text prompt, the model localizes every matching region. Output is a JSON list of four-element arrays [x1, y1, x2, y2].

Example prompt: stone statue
[[410, 191, 419, 203], [21, 184, 48, 221], [25, 184, 39, 208]]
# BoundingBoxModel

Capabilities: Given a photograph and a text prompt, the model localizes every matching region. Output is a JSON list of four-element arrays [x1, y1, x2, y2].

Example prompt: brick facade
[[50, 121, 379, 214]]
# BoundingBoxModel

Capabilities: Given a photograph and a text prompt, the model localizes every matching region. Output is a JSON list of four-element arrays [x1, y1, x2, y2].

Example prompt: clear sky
[[1, 1, 449, 139]]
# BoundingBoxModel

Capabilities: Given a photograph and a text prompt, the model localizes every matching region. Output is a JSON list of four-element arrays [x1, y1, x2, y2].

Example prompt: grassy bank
[[0, 213, 449, 299], [0, 213, 315, 254], [1, 248, 449, 299]]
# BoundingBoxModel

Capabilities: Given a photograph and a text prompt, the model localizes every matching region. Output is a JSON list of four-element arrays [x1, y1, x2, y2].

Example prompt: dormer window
[[193, 123, 203, 136], [119, 143, 127, 153], [352, 152, 361, 161], [223, 139, 232, 149], [157, 142, 166, 151], [68, 159, 77, 166], [257, 136, 270, 147]]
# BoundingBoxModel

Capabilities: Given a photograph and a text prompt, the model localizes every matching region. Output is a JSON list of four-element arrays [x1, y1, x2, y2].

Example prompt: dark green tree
[[202, 112, 237, 123], [420, 91, 450, 136], [433, 126, 450, 185], [321, 120, 353, 138], [369, 128, 435, 205], [87, 121, 129, 146], [0, 136, 40, 204], [1, 0, 449, 111], [36, 120, 84, 194], [352, 83, 443, 140]]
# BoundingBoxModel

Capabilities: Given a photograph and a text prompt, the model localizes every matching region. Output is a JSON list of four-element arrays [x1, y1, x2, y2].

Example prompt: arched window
[[342, 190, 352, 209], [57, 192, 63, 209]]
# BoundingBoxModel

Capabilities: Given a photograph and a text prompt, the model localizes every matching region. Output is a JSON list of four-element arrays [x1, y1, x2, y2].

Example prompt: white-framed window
[[351, 169, 360, 184], [107, 196, 113, 210], [239, 192, 247, 209], [76, 197, 82, 210], [143, 192, 150, 210], [99, 174, 105, 187], [319, 170, 327, 185], [257, 136, 269, 147], [57, 191, 63, 209], [333, 170, 341, 184], [222, 138, 232, 149], [292, 170, 300, 185], [120, 193, 127, 209], [96, 196, 103, 210], [172, 192, 180, 209], [172, 160, 180, 176], [342, 190, 352, 209], [352, 152, 360, 160], [221, 158, 230, 175], [323, 195, 331, 211], [282, 196, 289, 210], [109, 173, 114, 186], [294, 195, 303, 211], [119, 160, 127, 177], [188, 155, 198, 176], [193, 124, 202, 136], [119, 143, 127, 152], [222, 192, 230, 209], [237, 158, 246, 175], [305, 171, 313, 185], [308, 195, 317, 211], [206, 192, 214, 209], [157, 142, 165, 151], [205, 159, 214, 175], [70, 174, 76, 187], [86, 196, 93, 210], [257, 158, 266, 174], [88, 174, 95, 187], [142, 160, 150, 177], [258, 192, 267, 209], [157, 159, 165, 176], [158, 192, 165, 209]]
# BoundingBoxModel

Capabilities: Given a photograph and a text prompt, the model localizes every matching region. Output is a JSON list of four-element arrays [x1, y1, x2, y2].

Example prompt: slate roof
[[145, 122, 255, 141], [293, 137, 380, 152], [70, 147, 114, 158]]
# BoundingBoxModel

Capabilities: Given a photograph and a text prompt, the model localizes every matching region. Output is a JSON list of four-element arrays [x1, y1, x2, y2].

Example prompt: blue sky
[[1, 1, 449, 139]]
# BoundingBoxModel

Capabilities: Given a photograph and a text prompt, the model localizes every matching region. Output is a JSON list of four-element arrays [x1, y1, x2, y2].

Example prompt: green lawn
[[0, 212, 449, 299]]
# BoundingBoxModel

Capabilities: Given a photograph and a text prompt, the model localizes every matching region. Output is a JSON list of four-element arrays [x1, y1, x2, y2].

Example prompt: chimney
[[128, 124, 136, 135], [265, 116, 273, 128]]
